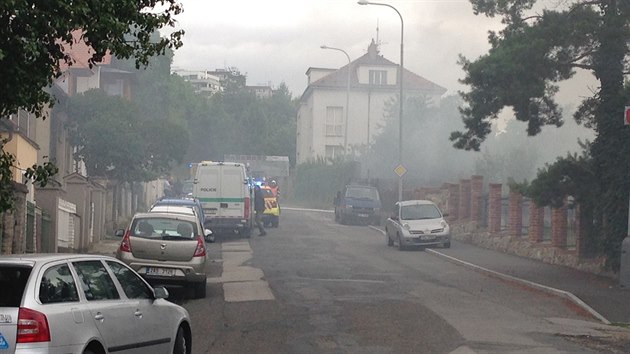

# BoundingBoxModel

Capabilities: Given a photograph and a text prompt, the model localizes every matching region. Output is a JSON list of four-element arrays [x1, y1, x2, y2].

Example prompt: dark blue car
[[334, 185, 381, 226]]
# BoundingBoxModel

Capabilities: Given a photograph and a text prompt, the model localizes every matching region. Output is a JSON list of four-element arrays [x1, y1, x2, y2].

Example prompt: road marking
[[211, 240, 276, 302], [298, 277, 386, 284], [223, 280, 275, 302]]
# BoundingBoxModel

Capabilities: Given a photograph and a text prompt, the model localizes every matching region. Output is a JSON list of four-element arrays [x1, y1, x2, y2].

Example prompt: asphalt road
[[171, 208, 628, 354]]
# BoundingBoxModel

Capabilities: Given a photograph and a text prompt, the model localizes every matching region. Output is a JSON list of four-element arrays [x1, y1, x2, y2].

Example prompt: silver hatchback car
[[115, 212, 209, 298], [0, 254, 191, 354], [385, 200, 451, 250]]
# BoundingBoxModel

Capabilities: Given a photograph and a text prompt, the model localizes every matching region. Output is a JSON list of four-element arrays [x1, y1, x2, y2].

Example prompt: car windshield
[[401, 204, 442, 220], [0, 265, 32, 307], [131, 218, 197, 240], [345, 187, 379, 200]]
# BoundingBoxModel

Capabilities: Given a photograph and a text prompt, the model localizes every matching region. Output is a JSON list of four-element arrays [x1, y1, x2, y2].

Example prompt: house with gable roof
[[296, 40, 447, 164]]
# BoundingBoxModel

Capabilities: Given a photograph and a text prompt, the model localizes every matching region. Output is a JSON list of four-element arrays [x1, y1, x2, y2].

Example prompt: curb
[[371, 227, 611, 325], [425, 249, 611, 325]]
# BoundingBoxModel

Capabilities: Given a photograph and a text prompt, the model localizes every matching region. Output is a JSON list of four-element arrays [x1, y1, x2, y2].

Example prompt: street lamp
[[320, 45, 351, 154], [357, 0, 404, 202]]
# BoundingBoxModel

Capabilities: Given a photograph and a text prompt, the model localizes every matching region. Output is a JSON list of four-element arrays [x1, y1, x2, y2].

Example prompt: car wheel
[[443, 241, 451, 249], [194, 279, 207, 299], [173, 326, 188, 354], [272, 216, 279, 228], [83, 350, 96, 354], [397, 234, 405, 251]]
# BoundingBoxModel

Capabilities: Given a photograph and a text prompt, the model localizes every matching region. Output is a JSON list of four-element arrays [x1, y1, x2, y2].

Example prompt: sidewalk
[[432, 240, 629, 324]]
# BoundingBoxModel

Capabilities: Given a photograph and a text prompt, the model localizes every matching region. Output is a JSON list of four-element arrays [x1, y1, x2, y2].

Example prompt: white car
[[385, 200, 451, 250], [0, 254, 192, 354]]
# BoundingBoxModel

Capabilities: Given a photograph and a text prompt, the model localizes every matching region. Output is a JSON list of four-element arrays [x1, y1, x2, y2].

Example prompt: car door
[[72, 260, 140, 354], [105, 260, 173, 354]]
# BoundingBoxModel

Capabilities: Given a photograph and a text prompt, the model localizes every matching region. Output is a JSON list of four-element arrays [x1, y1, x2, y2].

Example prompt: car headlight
[[441, 220, 448, 228], [403, 223, 411, 230]]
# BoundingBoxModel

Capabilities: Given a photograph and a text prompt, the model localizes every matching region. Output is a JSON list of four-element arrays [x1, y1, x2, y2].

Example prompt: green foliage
[[185, 81, 298, 165], [0, 0, 183, 212], [454, 1, 630, 268], [293, 158, 359, 208], [66, 89, 188, 182], [0, 0, 183, 118]]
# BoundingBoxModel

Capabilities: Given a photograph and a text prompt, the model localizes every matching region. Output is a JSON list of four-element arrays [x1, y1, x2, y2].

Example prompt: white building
[[172, 69, 222, 96], [296, 40, 447, 164]]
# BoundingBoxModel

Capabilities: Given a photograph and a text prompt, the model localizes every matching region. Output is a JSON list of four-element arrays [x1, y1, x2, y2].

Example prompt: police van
[[192, 161, 254, 237]]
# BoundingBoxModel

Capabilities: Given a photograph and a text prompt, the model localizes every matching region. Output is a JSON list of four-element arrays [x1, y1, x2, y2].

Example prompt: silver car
[[385, 200, 451, 250], [115, 212, 209, 298], [0, 254, 191, 354]]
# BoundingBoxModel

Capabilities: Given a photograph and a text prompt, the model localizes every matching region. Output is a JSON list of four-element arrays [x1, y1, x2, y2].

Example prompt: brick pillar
[[458, 179, 471, 220], [508, 191, 523, 238], [575, 204, 585, 257], [447, 183, 459, 220], [470, 175, 483, 227], [551, 202, 568, 248], [488, 183, 502, 234], [528, 202, 544, 243]]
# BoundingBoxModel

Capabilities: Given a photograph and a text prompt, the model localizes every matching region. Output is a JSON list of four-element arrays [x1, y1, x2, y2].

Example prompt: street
[[170, 208, 628, 354]]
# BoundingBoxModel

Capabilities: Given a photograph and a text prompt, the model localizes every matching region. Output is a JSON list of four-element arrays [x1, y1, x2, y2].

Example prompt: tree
[[66, 90, 188, 182], [369, 94, 476, 185], [0, 0, 183, 212], [451, 0, 630, 268]]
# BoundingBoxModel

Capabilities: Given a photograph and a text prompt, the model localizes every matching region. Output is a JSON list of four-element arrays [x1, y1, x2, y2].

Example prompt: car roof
[[150, 205, 196, 214], [397, 200, 436, 207], [154, 198, 199, 205], [0, 253, 115, 264], [132, 212, 199, 222]]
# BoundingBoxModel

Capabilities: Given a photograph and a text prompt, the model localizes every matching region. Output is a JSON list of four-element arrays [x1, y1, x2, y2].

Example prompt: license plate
[[419, 236, 435, 241], [146, 267, 175, 276], [358, 213, 369, 217]]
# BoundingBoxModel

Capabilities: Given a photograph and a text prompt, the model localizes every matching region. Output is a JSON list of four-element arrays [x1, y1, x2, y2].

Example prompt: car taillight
[[17, 307, 50, 343], [193, 236, 206, 257], [119, 230, 132, 253], [244, 196, 250, 219]]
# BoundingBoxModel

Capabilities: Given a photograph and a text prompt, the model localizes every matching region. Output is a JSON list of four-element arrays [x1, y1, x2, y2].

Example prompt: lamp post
[[358, 0, 404, 202], [321, 45, 351, 154]]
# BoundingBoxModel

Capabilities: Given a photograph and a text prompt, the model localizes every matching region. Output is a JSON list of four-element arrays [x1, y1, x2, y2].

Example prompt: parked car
[[115, 212, 210, 299], [260, 185, 280, 227], [385, 200, 451, 250], [149, 202, 214, 242], [334, 184, 381, 225], [0, 253, 192, 354]]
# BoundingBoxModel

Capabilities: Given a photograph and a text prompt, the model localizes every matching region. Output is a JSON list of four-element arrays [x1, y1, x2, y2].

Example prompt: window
[[73, 261, 120, 301], [39, 264, 79, 304], [325, 106, 343, 137], [369, 70, 388, 85], [131, 217, 198, 239], [106, 261, 153, 300], [401, 204, 442, 220], [325, 145, 343, 159], [0, 266, 32, 307]]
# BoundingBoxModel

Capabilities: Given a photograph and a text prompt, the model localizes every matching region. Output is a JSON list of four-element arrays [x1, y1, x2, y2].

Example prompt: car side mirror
[[114, 229, 125, 237], [204, 229, 213, 237], [153, 286, 169, 300]]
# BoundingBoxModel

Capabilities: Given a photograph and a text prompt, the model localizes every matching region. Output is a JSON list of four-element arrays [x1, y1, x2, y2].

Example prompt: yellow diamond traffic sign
[[394, 164, 407, 177]]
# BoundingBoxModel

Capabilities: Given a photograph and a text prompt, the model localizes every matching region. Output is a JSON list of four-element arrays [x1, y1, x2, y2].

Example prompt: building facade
[[296, 40, 447, 164]]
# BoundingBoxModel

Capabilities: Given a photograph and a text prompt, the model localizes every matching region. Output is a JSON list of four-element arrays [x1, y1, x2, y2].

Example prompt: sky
[[167, 0, 506, 97]]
